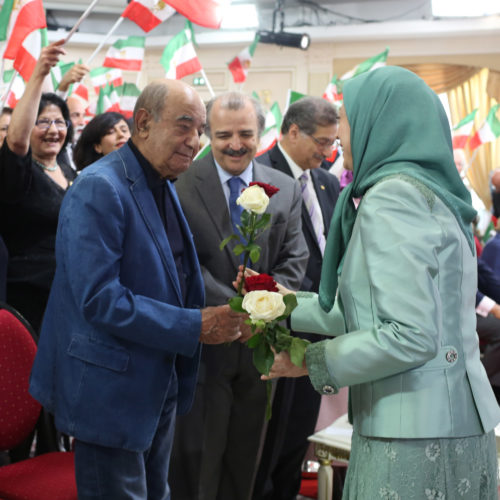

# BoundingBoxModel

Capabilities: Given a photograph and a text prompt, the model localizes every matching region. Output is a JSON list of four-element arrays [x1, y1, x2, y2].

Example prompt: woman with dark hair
[[0, 40, 76, 333], [73, 111, 130, 170]]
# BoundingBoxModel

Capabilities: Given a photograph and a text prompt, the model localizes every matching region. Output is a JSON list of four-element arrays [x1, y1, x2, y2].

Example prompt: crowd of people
[[0, 39, 499, 500]]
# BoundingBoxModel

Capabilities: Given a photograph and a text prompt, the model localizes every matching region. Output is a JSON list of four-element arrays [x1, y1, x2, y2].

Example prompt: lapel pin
[[320, 185, 325, 190]]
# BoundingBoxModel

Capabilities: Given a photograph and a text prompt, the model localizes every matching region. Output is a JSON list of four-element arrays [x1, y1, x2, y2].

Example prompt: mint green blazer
[[292, 177, 500, 439]]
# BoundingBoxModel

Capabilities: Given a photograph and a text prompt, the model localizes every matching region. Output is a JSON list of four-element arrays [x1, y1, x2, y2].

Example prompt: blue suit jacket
[[29, 143, 204, 452]]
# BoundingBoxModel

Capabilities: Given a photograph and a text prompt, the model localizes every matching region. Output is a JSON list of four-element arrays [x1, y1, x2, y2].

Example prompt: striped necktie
[[299, 171, 326, 255]]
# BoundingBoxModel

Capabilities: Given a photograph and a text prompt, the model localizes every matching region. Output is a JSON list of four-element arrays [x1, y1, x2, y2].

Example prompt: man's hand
[[200, 305, 244, 344], [57, 63, 90, 92], [238, 321, 254, 343], [490, 303, 500, 320]]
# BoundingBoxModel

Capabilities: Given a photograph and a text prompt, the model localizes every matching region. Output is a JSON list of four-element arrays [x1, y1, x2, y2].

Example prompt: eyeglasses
[[35, 118, 70, 130], [307, 134, 340, 151]]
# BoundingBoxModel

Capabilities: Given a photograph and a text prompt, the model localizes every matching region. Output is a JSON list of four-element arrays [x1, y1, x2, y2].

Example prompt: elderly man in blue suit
[[29, 79, 245, 499]]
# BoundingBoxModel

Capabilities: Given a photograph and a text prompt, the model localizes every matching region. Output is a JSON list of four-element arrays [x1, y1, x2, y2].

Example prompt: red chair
[[0, 303, 77, 500]]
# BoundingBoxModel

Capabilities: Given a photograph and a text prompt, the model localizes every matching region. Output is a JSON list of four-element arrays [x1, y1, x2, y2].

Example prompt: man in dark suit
[[29, 79, 244, 499], [254, 96, 341, 500], [169, 91, 308, 500]]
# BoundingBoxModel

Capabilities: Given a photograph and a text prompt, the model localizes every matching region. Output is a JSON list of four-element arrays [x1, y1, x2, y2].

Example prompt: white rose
[[242, 291, 286, 322], [237, 185, 270, 214]]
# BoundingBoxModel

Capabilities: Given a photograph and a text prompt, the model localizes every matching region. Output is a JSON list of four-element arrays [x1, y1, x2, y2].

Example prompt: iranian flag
[[160, 22, 202, 80], [256, 102, 282, 156], [227, 35, 259, 83], [2, 0, 46, 60], [163, 0, 231, 29], [340, 48, 389, 81], [2, 69, 25, 108], [119, 82, 141, 118], [90, 67, 123, 93], [69, 82, 89, 103], [50, 60, 74, 90], [194, 141, 211, 160], [469, 104, 500, 151], [121, 0, 175, 33], [452, 109, 478, 149], [284, 89, 306, 112], [96, 84, 121, 114], [103, 36, 145, 71], [13, 27, 47, 81], [323, 76, 343, 104]]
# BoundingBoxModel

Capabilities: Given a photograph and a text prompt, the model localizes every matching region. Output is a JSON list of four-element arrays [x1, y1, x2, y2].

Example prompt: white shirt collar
[[278, 142, 308, 181]]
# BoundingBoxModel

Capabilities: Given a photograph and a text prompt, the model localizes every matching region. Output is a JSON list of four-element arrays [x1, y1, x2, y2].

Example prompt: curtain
[[447, 68, 500, 210], [400, 63, 500, 209], [402, 63, 480, 94]]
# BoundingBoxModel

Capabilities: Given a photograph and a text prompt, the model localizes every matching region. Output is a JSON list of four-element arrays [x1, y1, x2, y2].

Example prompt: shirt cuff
[[305, 340, 339, 395], [476, 296, 496, 317]]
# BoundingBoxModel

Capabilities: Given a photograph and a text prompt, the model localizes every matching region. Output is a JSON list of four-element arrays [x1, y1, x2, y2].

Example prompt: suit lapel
[[193, 157, 240, 269], [118, 146, 183, 305]]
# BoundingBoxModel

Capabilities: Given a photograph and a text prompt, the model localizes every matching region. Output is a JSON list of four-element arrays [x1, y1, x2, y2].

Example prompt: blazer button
[[322, 385, 335, 394], [445, 349, 458, 363]]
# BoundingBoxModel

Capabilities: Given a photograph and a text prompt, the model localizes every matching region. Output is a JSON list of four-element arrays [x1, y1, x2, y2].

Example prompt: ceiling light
[[220, 4, 259, 30], [432, 0, 500, 17], [257, 30, 310, 50]]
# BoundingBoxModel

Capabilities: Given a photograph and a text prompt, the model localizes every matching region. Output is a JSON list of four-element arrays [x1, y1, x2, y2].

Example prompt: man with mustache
[[169, 91, 308, 500]]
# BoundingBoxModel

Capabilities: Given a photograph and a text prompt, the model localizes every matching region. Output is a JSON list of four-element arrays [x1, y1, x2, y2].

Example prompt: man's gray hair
[[281, 96, 339, 136], [205, 92, 266, 139], [132, 82, 169, 133]]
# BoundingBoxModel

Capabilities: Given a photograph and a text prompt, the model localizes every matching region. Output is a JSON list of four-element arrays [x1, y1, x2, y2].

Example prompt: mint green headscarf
[[318, 66, 477, 312]]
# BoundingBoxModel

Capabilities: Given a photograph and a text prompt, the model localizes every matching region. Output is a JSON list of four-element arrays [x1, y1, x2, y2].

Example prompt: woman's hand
[[33, 40, 67, 79], [261, 350, 308, 380], [232, 265, 295, 296]]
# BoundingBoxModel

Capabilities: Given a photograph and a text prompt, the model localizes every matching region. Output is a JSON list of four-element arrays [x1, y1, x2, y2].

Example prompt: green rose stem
[[237, 212, 258, 296]]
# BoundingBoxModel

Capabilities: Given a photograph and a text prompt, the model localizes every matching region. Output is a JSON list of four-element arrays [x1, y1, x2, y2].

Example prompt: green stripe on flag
[[0, 0, 14, 41]]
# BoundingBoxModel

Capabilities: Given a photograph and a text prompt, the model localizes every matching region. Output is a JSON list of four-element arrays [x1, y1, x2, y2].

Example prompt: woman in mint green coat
[[262, 67, 500, 498]]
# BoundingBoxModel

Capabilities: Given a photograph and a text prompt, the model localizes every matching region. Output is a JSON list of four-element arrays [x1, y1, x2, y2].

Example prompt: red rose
[[249, 182, 280, 198], [245, 273, 279, 292]]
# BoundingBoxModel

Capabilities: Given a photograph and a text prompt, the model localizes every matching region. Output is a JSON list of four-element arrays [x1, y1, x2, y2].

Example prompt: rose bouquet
[[220, 182, 309, 419]]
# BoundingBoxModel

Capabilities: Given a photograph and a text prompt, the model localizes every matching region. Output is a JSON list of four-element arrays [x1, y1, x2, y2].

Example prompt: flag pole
[[0, 56, 5, 94], [64, 0, 101, 44], [463, 149, 478, 178], [0, 69, 17, 110], [87, 16, 124, 65], [199, 68, 215, 98]]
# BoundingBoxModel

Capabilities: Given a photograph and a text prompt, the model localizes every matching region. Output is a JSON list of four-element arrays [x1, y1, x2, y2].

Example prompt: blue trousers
[[74, 373, 178, 500]]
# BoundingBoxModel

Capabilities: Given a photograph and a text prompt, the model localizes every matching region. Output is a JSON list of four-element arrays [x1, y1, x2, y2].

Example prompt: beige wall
[[46, 28, 500, 109]]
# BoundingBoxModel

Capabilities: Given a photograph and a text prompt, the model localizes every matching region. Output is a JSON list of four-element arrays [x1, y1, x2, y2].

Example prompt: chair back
[[0, 305, 41, 450]]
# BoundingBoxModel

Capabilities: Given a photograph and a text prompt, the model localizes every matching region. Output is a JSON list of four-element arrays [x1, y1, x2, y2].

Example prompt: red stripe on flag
[[228, 58, 245, 83], [164, 0, 226, 29], [13, 44, 37, 81], [452, 135, 468, 150], [3, 0, 46, 59], [121, 2, 161, 32], [120, 109, 133, 119], [103, 57, 142, 71], [468, 132, 481, 151], [175, 58, 202, 80]]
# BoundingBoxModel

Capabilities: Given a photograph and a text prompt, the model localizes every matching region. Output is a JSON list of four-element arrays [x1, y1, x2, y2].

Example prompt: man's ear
[[135, 109, 151, 137], [289, 123, 300, 140]]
